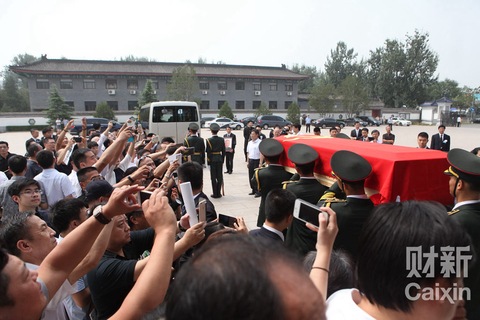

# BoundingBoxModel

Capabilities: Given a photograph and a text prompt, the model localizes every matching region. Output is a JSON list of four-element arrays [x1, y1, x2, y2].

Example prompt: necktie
[[441, 135, 443, 141]]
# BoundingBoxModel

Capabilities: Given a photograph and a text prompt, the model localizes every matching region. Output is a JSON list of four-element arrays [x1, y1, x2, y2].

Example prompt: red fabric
[[277, 135, 452, 206]]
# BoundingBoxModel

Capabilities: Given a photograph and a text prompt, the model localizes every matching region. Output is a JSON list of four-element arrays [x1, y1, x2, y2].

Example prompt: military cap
[[335, 133, 351, 140], [259, 139, 284, 157], [287, 143, 318, 165], [444, 148, 480, 184], [331, 150, 371, 182], [188, 123, 199, 130], [210, 123, 220, 131]]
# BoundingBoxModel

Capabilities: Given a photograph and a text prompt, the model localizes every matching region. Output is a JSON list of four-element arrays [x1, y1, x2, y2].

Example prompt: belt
[[194, 152, 201, 155], [249, 158, 260, 161], [211, 152, 221, 155]]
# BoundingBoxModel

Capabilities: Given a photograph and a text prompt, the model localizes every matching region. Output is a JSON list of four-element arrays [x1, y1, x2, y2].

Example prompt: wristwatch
[[93, 205, 112, 224]]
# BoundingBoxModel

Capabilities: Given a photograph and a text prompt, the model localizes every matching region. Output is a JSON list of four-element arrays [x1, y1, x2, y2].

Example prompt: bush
[[218, 101, 234, 119], [6, 125, 46, 132], [94, 101, 117, 121]]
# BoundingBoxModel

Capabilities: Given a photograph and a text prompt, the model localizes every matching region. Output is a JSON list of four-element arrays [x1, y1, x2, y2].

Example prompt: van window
[[177, 106, 198, 122], [139, 107, 150, 123], [153, 107, 175, 122]]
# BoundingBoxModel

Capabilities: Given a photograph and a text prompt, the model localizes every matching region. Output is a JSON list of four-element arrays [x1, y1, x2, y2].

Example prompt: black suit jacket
[[250, 226, 283, 243], [223, 132, 236, 152], [350, 128, 361, 138], [430, 133, 450, 151]]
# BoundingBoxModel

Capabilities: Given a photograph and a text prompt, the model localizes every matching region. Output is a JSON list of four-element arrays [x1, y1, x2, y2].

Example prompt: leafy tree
[[286, 102, 301, 124], [3, 53, 39, 89], [324, 42, 362, 88], [166, 64, 199, 101], [426, 79, 461, 101], [120, 55, 156, 62], [254, 102, 273, 118], [291, 64, 319, 92], [94, 101, 117, 121], [1, 74, 29, 112], [218, 101, 234, 119], [309, 82, 336, 117], [138, 79, 158, 106], [44, 85, 73, 125], [338, 76, 369, 117]]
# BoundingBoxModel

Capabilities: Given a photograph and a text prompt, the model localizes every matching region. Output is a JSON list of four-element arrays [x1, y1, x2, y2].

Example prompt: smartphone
[[126, 120, 134, 128], [183, 147, 195, 156], [144, 139, 151, 144], [219, 213, 237, 228], [293, 199, 328, 227], [198, 199, 207, 222], [73, 136, 82, 143], [137, 190, 153, 204], [152, 136, 159, 144]]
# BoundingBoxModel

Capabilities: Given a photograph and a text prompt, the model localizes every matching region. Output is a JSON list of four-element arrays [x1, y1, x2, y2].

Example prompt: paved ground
[[2, 123, 479, 231]]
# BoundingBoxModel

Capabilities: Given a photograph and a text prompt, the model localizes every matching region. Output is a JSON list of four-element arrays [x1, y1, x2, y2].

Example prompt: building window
[[65, 101, 74, 108], [128, 101, 138, 110], [151, 81, 159, 89], [253, 83, 262, 91], [127, 80, 138, 89], [236, 82, 245, 90], [200, 82, 209, 90], [235, 101, 245, 109], [85, 101, 96, 111], [106, 80, 117, 89], [83, 80, 96, 89], [269, 101, 278, 109], [60, 80, 73, 89], [36, 80, 49, 89], [218, 82, 227, 90], [269, 83, 277, 91], [253, 101, 261, 109], [285, 84, 293, 91], [200, 101, 210, 109], [285, 101, 293, 109], [218, 101, 226, 109], [107, 101, 118, 111]]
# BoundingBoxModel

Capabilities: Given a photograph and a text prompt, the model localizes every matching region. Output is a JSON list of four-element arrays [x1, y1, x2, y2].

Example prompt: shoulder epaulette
[[320, 197, 347, 207], [320, 192, 336, 201], [282, 180, 298, 189], [448, 209, 460, 216]]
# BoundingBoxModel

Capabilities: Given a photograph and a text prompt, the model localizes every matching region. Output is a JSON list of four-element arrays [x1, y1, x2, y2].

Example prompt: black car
[[471, 118, 480, 124], [239, 116, 257, 125], [344, 117, 368, 127], [313, 117, 345, 129], [200, 117, 215, 128], [70, 118, 122, 135], [254, 115, 291, 129], [357, 116, 381, 126]]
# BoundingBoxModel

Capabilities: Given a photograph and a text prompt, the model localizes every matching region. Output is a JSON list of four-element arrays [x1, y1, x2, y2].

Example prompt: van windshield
[[152, 106, 198, 123]]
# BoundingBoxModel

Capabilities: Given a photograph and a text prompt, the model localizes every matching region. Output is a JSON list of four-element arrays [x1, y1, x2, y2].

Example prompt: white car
[[204, 118, 244, 130], [392, 117, 411, 126]]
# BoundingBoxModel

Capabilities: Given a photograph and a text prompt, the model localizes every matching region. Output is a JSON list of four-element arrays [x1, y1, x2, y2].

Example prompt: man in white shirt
[[292, 123, 303, 135], [247, 129, 262, 197], [305, 115, 311, 133]]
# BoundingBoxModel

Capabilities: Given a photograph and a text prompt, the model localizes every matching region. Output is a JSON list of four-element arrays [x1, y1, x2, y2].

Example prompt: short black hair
[[0, 141, 8, 147], [42, 126, 53, 135], [89, 132, 101, 141], [357, 201, 472, 313], [87, 141, 98, 149], [7, 155, 27, 174], [124, 166, 138, 177], [50, 198, 87, 233], [264, 155, 280, 164], [371, 129, 380, 135], [0, 211, 35, 257], [361, 128, 369, 133], [293, 123, 301, 130], [72, 148, 93, 169], [251, 129, 259, 136], [43, 136, 55, 145], [177, 162, 203, 190], [471, 147, 480, 156], [265, 189, 296, 223], [247, 120, 253, 124], [137, 149, 150, 158], [77, 167, 98, 183], [0, 249, 15, 307], [438, 124, 446, 129], [313, 127, 320, 133], [35, 150, 55, 169], [274, 125, 282, 129], [27, 143, 42, 158], [417, 132, 428, 139], [161, 137, 175, 144], [295, 161, 315, 176], [147, 133, 155, 138], [354, 121, 359, 124], [30, 128, 38, 134], [92, 122, 101, 130], [329, 127, 337, 133], [8, 178, 41, 197], [211, 130, 219, 134]]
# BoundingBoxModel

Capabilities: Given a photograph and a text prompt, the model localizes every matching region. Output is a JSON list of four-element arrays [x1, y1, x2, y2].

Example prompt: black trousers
[[210, 162, 223, 196], [248, 159, 260, 192], [306, 124, 311, 133], [244, 140, 248, 161], [225, 151, 234, 173]]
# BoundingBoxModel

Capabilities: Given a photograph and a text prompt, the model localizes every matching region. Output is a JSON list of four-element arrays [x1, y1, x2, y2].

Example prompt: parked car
[[357, 115, 381, 126], [204, 117, 244, 130], [239, 116, 257, 125], [344, 117, 368, 127], [313, 117, 346, 129], [220, 121, 244, 130], [200, 117, 215, 128], [392, 117, 411, 126], [254, 115, 291, 129], [471, 118, 480, 124], [70, 118, 122, 135]]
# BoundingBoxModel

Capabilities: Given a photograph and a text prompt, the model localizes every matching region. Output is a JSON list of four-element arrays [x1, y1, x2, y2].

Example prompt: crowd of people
[[0, 117, 479, 320]]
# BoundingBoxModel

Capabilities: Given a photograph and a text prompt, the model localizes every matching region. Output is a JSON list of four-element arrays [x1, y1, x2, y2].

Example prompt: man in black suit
[[243, 121, 254, 161], [350, 121, 361, 140], [250, 189, 296, 243], [430, 124, 450, 151], [223, 126, 236, 174], [25, 129, 41, 152]]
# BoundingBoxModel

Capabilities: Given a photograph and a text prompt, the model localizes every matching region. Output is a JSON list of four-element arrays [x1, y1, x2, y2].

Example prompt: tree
[[338, 76, 369, 117], [166, 64, 199, 101], [291, 64, 319, 92], [120, 55, 156, 62], [3, 53, 38, 89], [138, 79, 158, 106], [286, 102, 301, 124], [324, 42, 362, 88], [94, 101, 117, 121], [1, 73, 30, 112], [426, 79, 461, 102], [44, 85, 74, 125], [309, 82, 336, 117], [254, 102, 273, 118], [218, 101, 234, 119]]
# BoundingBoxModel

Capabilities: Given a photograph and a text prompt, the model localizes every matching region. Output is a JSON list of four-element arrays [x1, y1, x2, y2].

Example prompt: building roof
[[436, 96, 453, 103], [420, 99, 438, 107], [9, 56, 309, 81]]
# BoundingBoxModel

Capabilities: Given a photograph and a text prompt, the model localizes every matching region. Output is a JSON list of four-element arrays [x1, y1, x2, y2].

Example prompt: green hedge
[[6, 125, 48, 132]]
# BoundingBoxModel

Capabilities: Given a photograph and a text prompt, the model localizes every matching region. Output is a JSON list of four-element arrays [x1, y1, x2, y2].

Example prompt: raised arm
[[56, 119, 74, 151], [96, 128, 133, 173], [56, 137, 75, 166]]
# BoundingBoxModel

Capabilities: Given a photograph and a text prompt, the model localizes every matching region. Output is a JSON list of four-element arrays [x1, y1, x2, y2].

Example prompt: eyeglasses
[[19, 189, 42, 196]]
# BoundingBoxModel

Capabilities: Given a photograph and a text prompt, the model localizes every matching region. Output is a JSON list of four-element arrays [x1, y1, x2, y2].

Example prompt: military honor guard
[[206, 123, 225, 198], [183, 123, 205, 166], [444, 148, 480, 318], [223, 126, 236, 174], [317, 150, 373, 260], [252, 139, 293, 227], [283, 143, 328, 256]]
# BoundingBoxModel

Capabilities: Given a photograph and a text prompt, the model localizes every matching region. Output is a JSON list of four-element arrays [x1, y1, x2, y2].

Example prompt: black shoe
[[211, 194, 221, 199], [229, 171, 233, 174], [248, 192, 255, 195], [254, 193, 261, 198]]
